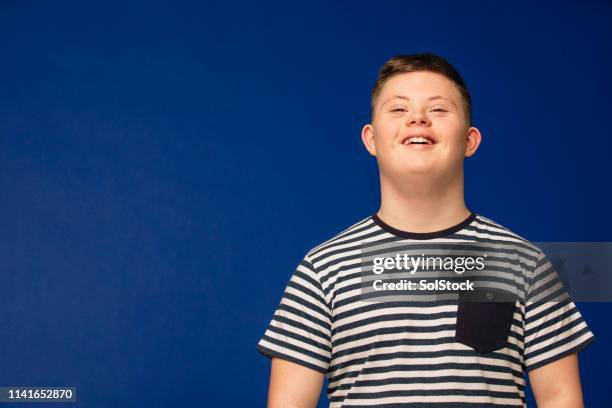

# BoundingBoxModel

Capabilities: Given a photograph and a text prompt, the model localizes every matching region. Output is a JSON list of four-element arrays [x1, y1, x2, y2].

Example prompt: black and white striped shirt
[[257, 212, 595, 407]]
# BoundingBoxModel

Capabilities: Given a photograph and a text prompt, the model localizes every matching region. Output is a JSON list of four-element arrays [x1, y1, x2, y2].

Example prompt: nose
[[406, 108, 430, 126]]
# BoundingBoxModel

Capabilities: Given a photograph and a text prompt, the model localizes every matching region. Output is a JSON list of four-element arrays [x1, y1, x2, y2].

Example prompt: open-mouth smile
[[400, 134, 437, 147]]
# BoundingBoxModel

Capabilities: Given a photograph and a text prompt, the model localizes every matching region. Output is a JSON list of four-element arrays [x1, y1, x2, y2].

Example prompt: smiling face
[[362, 71, 481, 185]]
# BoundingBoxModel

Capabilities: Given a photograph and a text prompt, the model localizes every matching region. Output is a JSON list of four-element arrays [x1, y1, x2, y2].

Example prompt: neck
[[376, 170, 471, 233]]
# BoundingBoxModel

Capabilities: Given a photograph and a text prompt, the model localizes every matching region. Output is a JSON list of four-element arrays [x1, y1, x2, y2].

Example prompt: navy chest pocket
[[454, 289, 517, 353]]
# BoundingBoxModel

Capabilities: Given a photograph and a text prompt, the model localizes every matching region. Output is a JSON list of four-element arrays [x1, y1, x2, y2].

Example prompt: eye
[[390, 108, 407, 112], [432, 108, 447, 112]]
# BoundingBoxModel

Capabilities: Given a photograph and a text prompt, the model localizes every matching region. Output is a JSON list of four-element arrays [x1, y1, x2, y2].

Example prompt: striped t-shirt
[[257, 212, 595, 407]]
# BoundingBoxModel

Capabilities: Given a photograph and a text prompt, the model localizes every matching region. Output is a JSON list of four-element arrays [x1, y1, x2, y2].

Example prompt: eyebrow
[[382, 95, 457, 108]]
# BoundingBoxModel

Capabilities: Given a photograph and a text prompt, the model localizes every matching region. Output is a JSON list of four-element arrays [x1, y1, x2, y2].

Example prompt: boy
[[257, 53, 594, 407]]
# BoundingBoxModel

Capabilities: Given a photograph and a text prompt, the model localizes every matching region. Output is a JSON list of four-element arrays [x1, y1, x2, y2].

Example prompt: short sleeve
[[523, 250, 595, 372], [256, 253, 332, 374]]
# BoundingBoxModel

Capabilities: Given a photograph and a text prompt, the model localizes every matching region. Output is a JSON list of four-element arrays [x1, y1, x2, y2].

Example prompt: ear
[[464, 126, 482, 158], [361, 123, 377, 156]]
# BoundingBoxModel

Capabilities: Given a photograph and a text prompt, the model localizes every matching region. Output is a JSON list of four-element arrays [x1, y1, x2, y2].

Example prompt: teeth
[[405, 136, 433, 145]]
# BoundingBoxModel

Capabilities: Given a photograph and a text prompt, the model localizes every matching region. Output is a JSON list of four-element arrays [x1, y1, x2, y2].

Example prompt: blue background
[[0, 0, 610, 406]]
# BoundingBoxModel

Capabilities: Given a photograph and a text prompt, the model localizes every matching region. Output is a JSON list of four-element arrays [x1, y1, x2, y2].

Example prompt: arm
[[267, 357, 325, 408], [528, 353, 584, 408]]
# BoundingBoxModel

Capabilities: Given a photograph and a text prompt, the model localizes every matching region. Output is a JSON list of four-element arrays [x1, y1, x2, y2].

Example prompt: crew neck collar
[[371, 212, 477, 240]]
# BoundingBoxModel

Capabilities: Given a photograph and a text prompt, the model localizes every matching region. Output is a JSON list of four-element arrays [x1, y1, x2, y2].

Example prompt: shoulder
[[303, 214, 376, 265], [470, 214, 542, 255]]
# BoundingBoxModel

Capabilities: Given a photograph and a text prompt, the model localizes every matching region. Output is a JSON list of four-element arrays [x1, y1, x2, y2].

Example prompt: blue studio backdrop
[[0, 1, 610, 406]]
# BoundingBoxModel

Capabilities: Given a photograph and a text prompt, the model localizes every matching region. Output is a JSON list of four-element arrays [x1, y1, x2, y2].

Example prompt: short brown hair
[[370, 53, 472, 126]]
